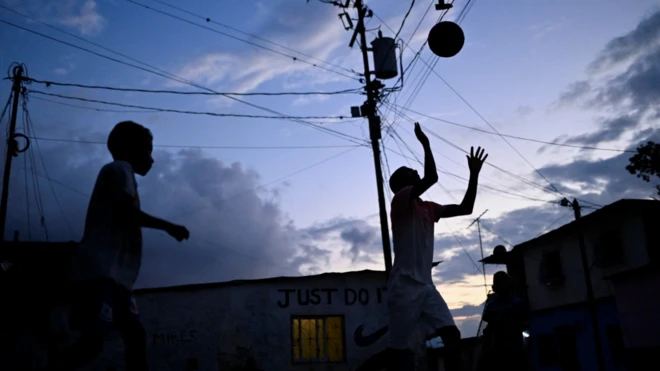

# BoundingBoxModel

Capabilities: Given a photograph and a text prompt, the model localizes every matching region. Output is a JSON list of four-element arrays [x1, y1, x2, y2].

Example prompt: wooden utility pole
[[567, 198, 607, 371], [356, 1, 391, 276], [0, 65, 24, 242], [331, 0, 393, 275]]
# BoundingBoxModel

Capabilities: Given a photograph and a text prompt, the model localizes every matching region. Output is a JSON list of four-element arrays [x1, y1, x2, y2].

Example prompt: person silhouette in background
[[45, 121, 190, 371], [386, 122, 488, 371], [477, 271, 529, 371]]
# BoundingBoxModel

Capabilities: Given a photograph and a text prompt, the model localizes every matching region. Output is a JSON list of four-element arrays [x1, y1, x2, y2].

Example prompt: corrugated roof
[[134, 269, 387, 294]]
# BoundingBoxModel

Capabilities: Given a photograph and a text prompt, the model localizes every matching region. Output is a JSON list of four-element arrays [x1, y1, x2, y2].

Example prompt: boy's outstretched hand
[[414, 122, 430, 147], [167, 223, 190, 242], [467, 146, 488, 174]]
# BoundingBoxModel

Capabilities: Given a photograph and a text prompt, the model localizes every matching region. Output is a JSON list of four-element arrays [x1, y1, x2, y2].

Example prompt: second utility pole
[[0, 65, 24, 243], [351, 0, 392, 276]]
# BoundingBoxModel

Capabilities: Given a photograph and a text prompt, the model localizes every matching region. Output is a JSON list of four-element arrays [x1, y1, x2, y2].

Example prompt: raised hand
[[414, 122, 430, 147], [467, 146, 488, 174]]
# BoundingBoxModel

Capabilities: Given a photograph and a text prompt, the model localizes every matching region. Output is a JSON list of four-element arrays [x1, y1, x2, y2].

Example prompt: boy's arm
[[435, 147, 488, 219], [410, 124, 438, 202], [105, 163, 176, 232]]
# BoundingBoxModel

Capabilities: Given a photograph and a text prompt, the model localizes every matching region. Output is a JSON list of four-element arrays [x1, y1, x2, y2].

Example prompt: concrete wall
[[522, 213, 650, 312], [611, 267, 660, 349], [528, 299, 625, 371], [83, 270, 391, 371]]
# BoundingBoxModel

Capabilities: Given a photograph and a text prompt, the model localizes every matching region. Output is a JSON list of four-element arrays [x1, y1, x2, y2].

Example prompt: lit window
[[292, 316, 345, 363]]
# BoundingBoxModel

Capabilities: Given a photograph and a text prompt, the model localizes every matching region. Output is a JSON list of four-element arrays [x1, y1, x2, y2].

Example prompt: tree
[[626, 141, 660, 196]]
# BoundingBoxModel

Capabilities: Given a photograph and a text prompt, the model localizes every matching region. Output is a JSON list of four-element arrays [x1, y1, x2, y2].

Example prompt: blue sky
[[1, 0, 659, 337]]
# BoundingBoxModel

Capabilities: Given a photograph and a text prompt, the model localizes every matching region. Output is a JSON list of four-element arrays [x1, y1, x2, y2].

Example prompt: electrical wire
[[0, 18, 367, 146], [147, 0, 358, 76], [387, 102, 603, 207], [29, 136, 364, 150], [125, 0, 360, 81], [393, 0, 416, 41], [27, 89, 355, 122], [387, 104, 636, 153], [26, 78, 363, 97]]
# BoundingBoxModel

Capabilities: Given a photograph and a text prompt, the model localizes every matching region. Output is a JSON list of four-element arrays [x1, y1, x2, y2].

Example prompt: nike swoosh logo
[[353, 324, 389, 347]]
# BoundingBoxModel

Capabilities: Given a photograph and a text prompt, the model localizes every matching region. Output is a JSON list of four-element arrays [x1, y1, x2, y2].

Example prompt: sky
[[1, 0, 659, 338]]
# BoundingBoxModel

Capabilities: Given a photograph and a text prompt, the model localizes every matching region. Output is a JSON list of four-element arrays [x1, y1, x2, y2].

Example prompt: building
[[84, 269, 394, 371], [481, 199, 659, 371]]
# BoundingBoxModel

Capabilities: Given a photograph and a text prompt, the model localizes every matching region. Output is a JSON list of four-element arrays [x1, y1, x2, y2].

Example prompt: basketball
[[427, 21, 465, 58]]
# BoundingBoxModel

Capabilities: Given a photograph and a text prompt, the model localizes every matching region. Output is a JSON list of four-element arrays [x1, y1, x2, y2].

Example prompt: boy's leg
[[422, 287, 462, 371], [386, 282, 424, 371], [113, 284, 148, 371], [44, 279, 113, 370]]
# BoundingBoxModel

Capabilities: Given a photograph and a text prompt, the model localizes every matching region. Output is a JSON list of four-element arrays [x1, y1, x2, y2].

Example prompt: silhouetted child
[[45, 121, 190, 371], [477, 271, 528, 371]]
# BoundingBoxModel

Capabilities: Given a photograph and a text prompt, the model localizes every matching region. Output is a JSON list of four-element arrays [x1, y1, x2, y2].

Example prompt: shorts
[[69, 278, 140, 338], [387, 274, 455, 349]]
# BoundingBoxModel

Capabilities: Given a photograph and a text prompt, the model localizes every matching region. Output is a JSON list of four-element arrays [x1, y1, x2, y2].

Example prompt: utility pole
[[350, 0, 392, 276], [0, 65, 24, 243], [468, 209, 488, 293], [562, 198, 606, 371]]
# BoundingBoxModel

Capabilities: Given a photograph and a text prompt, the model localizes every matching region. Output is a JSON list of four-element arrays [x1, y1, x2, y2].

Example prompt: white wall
[[85, 270, 391, 371], [522, 213, 651, 312]]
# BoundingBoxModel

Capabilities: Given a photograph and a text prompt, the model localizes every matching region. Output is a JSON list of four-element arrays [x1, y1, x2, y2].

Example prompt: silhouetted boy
[[45, 121, 190, 371], [386, 122, 488, 371], [477, 271, 529, 371]]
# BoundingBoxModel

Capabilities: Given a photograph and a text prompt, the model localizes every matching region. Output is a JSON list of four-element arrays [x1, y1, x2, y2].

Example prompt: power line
[[393, 0, 416, 41], [147, 0, 357, 76], [27, 89, 356, 121], [29, 136, 363, 150], [31, 96, 160, 113], [386, 103, 635, 153], [0, 18, 366, 145], [388, 102, 604, 207], [26, 78, 363, 97], [125, 0, 360, 81]]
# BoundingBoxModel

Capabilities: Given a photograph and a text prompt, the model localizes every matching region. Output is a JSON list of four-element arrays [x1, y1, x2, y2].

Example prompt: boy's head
[[492, 271, 512, 295], [389, 166, 420, 194], [107, 121, 154, 176]]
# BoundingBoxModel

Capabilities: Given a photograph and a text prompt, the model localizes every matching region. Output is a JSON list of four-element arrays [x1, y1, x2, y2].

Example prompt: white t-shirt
[[71, 160, 142, 290], [389, 185, 445, 286]]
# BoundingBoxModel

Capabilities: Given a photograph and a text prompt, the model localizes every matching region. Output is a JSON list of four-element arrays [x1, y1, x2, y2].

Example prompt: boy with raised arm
[[386, 122, 488, 371], [46, 121, 190, 371]]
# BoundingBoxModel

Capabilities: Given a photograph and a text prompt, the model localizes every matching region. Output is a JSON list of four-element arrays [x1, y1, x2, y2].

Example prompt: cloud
[[553, 9, 660, 147], [304, 218, 381, 263], [58, 0, 106, 36], [587, 10, 660, 74], [3, 0, 107, 36], [165, 0, 357, 98], [528, 17, 568, 40], [1, 114, 331, 289]]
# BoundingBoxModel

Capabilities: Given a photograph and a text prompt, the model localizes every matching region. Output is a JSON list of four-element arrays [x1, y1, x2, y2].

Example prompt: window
[[539, 251, 564, 286], [291, 315, 345, 363], [594, 232, 624, 267], [537, 333, 558, 365], [607, 324, 625, 364]]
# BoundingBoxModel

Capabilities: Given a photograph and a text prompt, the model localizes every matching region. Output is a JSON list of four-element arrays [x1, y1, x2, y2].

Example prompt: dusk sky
[[1, 0, 659, 337]]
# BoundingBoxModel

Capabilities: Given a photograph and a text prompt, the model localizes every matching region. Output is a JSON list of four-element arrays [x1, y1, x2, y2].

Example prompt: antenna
[[467, 209, 488, 294]]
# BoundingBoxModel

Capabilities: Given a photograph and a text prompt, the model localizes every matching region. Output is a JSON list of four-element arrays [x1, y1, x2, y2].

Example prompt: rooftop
[[481, 198, 659, 265]]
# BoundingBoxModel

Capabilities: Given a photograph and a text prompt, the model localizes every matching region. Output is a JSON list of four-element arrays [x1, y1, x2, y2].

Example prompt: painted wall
[[529, 299, 625, 371], [82, 270, 393, 371], [522, 213, 650, 312], [611, 267, 660, 349]]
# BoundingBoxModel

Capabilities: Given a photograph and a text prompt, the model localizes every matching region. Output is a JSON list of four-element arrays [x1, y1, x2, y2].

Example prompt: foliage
[[626, 141, 660, 196]]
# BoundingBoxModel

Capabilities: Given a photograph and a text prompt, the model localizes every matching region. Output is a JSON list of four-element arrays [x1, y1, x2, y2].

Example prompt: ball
[[427, 21, 465, 58]]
